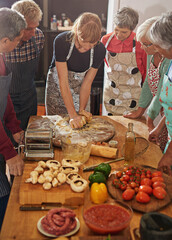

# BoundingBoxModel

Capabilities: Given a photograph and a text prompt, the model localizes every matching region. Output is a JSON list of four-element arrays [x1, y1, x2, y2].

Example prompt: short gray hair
[[12, 0, 42, 23], [0, 7, 26, 41], [136, 16, 159, 42], [150, 11, 172, 50], [114, 7, 139, 31]]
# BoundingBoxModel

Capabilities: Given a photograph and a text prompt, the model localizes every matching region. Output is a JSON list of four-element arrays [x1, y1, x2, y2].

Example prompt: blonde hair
[[71, 12, 102, 43], [11, 0, 42, 23]]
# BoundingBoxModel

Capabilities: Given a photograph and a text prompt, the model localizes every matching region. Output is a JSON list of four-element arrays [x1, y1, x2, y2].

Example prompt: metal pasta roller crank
[[23, 128, 54, 159]]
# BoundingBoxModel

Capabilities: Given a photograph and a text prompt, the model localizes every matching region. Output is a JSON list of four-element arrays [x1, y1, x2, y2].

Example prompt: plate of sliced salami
[[37, 208, 80, 238]]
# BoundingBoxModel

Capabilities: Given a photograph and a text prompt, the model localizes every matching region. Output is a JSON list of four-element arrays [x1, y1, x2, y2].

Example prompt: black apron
[[0, 66, 12, 197], [6, 38, 39, 130]]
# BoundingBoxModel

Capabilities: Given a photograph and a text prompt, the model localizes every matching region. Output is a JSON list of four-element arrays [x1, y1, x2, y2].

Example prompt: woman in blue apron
[[0, 8, 26, 230], [148, 11, 172, 175], [101, 7, 147, 116], [45, 12, 106, 129], [5, 0, 44, 131]]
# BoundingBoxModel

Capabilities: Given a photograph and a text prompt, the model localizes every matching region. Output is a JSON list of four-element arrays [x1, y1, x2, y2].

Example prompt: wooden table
[[0, 116, 171, 240]]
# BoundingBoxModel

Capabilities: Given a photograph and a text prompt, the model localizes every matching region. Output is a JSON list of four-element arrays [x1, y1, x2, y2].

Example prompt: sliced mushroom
[[70, 178, 88, 192], [46, 160, 61, 170], [37, 160, 46, 168], [59, 166, 78, 174], [61, 158, 81, 167], [66, 173, 82, 184]]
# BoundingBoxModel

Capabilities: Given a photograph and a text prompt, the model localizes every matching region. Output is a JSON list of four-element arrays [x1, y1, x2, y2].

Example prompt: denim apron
[[103, 32, 142, 115], [6, 38, 39, 130], [0, 65, 12, 197], [45, 40, 93, 115], [159, 62, 172, 152]]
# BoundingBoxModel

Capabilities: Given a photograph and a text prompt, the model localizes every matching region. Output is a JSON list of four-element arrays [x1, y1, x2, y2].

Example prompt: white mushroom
[[46, 160, 61, 170], [38, 161, 46, 168], [38, 174, 46, 184], [66, 173, 82, 184], [34, 166, 44, 174], [61, 158, 81, 167], [43, 182, 52, 190], [45, 175, 53, 183], [25, 177, 32, 183], [30, 170, 39, 178], [59, 166, 78, 174], [52, 178, 58, 187], [57, 172, 66, 184], [52, 170, 59, 178], [70, 178, 88, 192], [43, 170, 53, 178]]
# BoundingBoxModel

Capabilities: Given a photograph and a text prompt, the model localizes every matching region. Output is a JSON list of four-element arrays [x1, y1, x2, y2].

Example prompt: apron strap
[[105, 32, 115, 67], [66, 38, 94, 69]]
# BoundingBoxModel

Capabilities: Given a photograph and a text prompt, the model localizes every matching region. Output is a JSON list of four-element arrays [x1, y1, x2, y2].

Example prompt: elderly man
[[0, 7, 26, 230], [5, 0, 44, 130], [148, 11, 172, 176]]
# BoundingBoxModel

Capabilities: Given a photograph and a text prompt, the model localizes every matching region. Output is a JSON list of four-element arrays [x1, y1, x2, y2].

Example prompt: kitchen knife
[[19, 203, 77, 211], [83, 157, 124, 172]]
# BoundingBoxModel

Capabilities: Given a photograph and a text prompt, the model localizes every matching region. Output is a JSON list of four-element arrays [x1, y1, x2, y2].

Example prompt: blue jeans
[[0, 194, 9, 231]]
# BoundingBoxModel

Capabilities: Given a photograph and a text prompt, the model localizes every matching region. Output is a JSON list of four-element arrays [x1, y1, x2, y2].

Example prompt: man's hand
[[13, 131, 24, 144], [6, 155, 24, 176]]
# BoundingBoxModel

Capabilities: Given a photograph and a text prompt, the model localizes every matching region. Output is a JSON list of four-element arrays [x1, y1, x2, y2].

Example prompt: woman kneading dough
[[45, 12, 106, 129]]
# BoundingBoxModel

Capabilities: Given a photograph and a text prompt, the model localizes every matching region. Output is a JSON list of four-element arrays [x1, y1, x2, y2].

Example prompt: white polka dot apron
[[103, 32, 142, 115]]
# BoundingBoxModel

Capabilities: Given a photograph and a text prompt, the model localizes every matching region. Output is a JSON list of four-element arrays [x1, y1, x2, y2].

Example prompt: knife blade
[[19, 203, 77, 211], [83, 157, 124, 172]]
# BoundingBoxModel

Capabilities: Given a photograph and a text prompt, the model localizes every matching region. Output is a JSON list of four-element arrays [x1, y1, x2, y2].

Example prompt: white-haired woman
[[45, 12, 106, 129], [148, 11, 172, 175], [101, 7, 147, 116], [124, 16, 170, 152]]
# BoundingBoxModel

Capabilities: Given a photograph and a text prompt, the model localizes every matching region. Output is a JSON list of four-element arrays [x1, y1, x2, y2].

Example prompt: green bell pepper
[[94, 163, 111, 179], [89, 171, 107, 185]]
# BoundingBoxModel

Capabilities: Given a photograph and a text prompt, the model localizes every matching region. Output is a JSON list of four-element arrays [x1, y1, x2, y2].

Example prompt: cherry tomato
[[152, 171, 162, 178], [112, 179, 121, 188], [125, 170, 132, 176], [134, 187, 139, 193], [116, 171, 122, 178], [120, 183, 127, 191], [146, 173, 152, 179], [139, 185, 153, 195], [151, 177, 164, 183], [129, 181, 137, 189], [123, 175, 130, 182], [136, 191, 151, 203], [146, 170, 151, 175], [122, 189, 135, 201], [153, 187, 167, 200], [152, 181, 166, 189], [123, 167, 128, 172], [140, 178, 152, 186]]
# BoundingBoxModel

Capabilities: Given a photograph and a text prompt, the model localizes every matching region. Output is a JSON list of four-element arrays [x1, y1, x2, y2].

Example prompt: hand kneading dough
[[91, 145, 117, 158]]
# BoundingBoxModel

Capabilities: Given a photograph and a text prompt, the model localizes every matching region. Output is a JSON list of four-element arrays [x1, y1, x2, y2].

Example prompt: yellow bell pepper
[[90, 182, 108, 204]]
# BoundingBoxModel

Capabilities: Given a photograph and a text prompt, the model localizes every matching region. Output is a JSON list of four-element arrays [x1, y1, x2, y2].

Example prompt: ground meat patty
[[41, 208, 77, 236]]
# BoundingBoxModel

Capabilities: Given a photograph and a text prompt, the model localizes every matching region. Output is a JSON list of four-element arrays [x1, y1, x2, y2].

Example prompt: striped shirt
[[5, 28, 44, 63]]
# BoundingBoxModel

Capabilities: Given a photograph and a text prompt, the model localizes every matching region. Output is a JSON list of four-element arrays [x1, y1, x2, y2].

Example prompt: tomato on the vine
[[123, 175, 130, 182], [112, 179, 121, 188]]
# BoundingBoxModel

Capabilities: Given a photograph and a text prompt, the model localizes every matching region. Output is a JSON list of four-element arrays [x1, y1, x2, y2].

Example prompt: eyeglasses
[[141, 42, 153, 48]]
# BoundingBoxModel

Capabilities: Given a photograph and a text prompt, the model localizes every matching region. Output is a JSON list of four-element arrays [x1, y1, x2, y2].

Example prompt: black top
[[50, 31, 106, 73]]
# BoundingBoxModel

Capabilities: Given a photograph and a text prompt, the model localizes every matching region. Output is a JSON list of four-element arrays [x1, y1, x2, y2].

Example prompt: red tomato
[[123, 175, 130, 182], [152, 171, 162, 178], [139, 185, 153, 195], [140, 178, 152, 186], [152, 181, 166, 189], [153, 187, 167, 200], [123, 167, 128, 172], [151, 177, 164, 183], [122, 189, 135, 201], [120, 183, 127, 191], [136, 191, 151, 203], [146, 173, 152, 179], [134, 187, 139, 193], [125, 170, 132, 176]]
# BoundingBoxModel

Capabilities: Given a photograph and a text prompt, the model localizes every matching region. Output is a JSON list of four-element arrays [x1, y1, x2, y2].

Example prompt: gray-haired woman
[[148, 11, 172, 175], [124, 16, 170, 152], [101, 7, 147, 116]]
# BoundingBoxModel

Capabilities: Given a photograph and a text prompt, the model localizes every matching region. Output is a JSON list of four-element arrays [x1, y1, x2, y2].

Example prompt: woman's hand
[[158, 142, 172, 176], [147, 117, 154, 132], [123, 107, 146, 119], [79, 109, 92, 122], [69, 115, 86, 129]]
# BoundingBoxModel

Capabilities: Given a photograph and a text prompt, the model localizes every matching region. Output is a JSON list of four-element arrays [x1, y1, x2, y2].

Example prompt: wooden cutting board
[[19, 162, 85, 205], [28, 116, 116, 146], [107, 167, 172, 213]]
